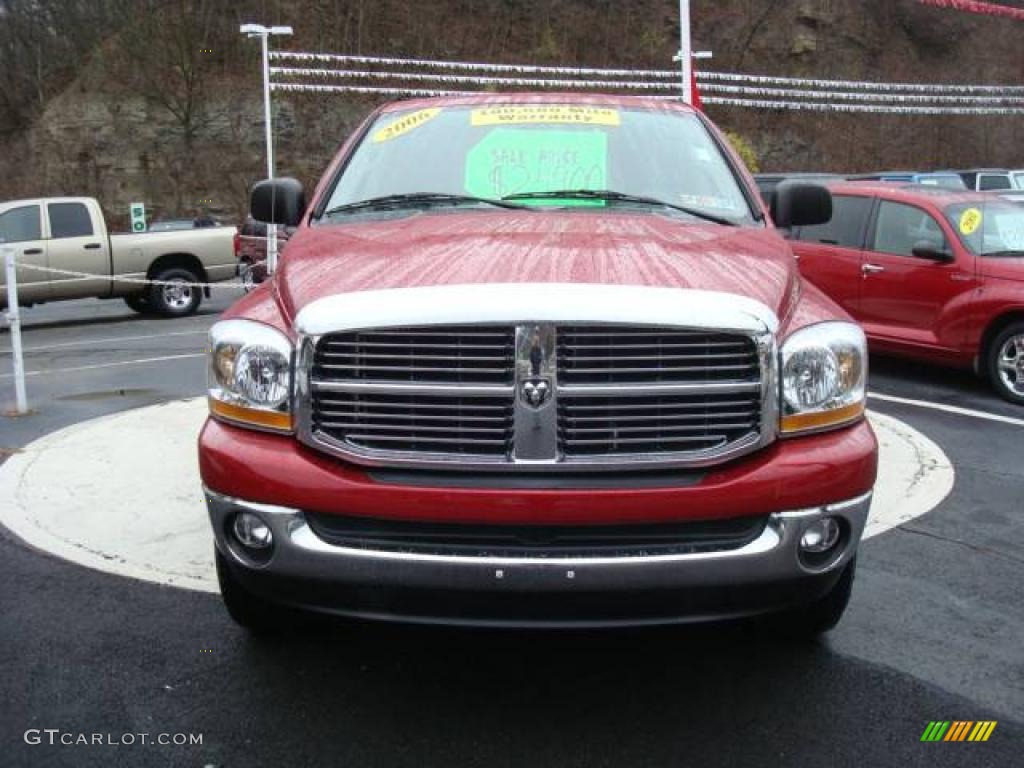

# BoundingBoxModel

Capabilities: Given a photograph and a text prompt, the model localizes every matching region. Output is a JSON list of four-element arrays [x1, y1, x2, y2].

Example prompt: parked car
[[0, 197, 236, 316], [235, 216, 292, 291], [848, 171, 966, 190], [201, 94, 877, 634], [952, 169, 1015, 192], [753, 172, 843, 202], [793, 182, 1024, 403], [149, 215, 223, 232]]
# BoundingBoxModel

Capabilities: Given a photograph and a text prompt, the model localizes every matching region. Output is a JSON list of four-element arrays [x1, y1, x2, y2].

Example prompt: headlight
[[208, 319, 293, 432], [780, 322, 866, 435]]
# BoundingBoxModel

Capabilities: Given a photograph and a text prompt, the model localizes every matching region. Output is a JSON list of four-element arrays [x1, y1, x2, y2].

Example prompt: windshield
[[1013, 171, 1024, 190], [946, 201, 1024, 256], [321, 104, 757, 224]]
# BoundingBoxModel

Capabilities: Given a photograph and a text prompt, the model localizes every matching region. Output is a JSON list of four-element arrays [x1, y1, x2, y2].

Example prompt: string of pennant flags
[[267, 51, 1024, 116]]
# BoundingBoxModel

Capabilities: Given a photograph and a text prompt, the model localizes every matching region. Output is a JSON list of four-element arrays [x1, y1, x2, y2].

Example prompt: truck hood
[[275, 211, 798, 323]]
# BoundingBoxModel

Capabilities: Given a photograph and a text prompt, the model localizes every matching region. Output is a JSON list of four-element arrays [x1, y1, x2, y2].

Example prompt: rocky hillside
[[1, 0, 1022, 226]]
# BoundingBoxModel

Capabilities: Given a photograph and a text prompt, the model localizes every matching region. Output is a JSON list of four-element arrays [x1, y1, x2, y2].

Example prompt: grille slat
[[557, 325, 759, 386]]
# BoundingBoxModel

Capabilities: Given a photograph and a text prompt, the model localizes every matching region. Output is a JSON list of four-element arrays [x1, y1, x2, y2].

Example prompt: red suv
[[793, 182, 1024, 404], [200, 94, 877, 633]]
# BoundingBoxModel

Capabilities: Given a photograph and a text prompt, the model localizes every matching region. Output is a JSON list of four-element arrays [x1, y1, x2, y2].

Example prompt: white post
[[260, 31, 278, 276], [4, 246, 28, 415], [679, 0, 693, 104], [242, 24, 291, 276]]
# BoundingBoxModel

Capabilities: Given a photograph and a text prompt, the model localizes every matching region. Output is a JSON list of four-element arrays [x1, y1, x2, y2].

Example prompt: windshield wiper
[[500, 189, 739, 226], [321, 192, 528, 217]]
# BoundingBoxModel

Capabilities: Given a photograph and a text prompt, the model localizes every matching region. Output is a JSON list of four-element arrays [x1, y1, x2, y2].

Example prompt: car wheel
[[123, 294, 152, 314], [988, 322, 1024, 405], [215, 549, 287, 633], [148, 267, 202, 317], [239, 260, 257, 293], [776, 556, 857, 638]]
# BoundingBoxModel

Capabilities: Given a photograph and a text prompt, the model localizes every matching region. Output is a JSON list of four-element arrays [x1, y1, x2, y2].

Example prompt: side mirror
[[912, 241, 954, 262], [251, 178, 306, 227], [771, 182, 833, 229]]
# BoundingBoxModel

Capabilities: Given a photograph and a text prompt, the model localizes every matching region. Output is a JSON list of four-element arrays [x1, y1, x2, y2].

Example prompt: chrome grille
[[312, 392, 514, 456], [558, 391, 762, 456], [557, 326, 759, 384], [301, 321, 771, 470], [314, 326, 514, 384]]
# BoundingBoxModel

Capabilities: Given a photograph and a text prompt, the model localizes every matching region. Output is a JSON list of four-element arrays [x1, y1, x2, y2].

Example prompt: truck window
[[872, 201, 948, 257], [0, 205, 42, 243], [796, 195, 872, 248], [978, 174, 1012, 192], [48, 202, 94, 239]]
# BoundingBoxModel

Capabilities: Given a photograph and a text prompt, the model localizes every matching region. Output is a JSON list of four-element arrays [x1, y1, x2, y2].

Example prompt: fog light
[[800, 517, 841, 553], [233, 512, 273, 550]]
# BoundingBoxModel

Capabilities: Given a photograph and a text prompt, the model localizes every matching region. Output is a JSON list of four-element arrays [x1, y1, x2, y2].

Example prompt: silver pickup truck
[[0, 196, 236, 316]]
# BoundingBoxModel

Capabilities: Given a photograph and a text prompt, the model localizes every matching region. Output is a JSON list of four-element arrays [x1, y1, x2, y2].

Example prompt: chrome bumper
[[206, 489, 872, 627]]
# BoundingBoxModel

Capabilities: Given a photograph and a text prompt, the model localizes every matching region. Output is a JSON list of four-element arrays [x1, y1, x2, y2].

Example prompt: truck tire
[[123, 294, 152, 314], [776, 557, 856, 638], [987, 322, 1024, 405], [215, 549, 287, 633], [148, 267, 202, 317]]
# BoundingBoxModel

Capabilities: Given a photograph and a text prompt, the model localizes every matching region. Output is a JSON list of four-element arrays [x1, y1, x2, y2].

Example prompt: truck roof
[[377, 92, 697, 115], [1, 196, 96, 208]]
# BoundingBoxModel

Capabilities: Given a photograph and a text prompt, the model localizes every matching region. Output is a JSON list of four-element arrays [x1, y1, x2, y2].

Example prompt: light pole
[[678, 0, 693, 104], [240, 23, 293, 276]]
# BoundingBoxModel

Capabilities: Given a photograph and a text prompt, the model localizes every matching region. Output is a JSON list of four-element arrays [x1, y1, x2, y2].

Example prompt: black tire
[[215, 548, 286, 633], [123, 294, 152, 314], [148, 266, 202, 317], [987, 321, 1024, 405], [776, 557, 857, 638]]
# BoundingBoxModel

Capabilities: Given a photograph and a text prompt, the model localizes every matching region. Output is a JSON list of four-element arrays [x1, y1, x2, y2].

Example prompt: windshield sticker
[[470, 105, 620, 128], [372, 108, 442, 143], [959, 207, 983, 236], [464, 128, 608, 204]]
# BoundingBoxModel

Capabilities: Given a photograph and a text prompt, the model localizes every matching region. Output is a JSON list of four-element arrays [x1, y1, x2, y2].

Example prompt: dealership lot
[[0, 297, 1021, 767]]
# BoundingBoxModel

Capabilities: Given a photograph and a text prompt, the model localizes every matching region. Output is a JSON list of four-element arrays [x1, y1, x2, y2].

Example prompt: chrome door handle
[[862, 264, 886, 275]]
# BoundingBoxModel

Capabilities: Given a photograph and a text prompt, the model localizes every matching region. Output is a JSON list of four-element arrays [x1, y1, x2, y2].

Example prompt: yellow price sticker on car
[[372, 108, 442, 143], [470, 105, 621, 127], [959, 208, 983, 235]]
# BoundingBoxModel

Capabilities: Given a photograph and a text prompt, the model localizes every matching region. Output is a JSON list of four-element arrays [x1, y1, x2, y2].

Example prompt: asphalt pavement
[[0, 294, 1021, 767]]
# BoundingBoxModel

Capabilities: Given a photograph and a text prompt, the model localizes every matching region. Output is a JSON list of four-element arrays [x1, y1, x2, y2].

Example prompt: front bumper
[[208, 489, 872, 628]]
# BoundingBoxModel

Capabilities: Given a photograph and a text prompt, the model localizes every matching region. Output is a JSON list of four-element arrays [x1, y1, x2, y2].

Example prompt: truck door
[[0, 203, 49, 303], [44, 201, 110, 299], [790, 193, 874, 316], [860, 200, 974, 353]]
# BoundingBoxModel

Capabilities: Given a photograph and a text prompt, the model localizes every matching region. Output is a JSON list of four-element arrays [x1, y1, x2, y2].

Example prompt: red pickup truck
[[200, 94, 877, 633], [792, 182, 1024, 404]]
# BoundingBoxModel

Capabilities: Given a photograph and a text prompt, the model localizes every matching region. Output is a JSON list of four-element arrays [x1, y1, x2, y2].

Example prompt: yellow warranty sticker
[[959, 207, 983, 235], [470, 105, 621, 127], [372, 108, 442, 143]]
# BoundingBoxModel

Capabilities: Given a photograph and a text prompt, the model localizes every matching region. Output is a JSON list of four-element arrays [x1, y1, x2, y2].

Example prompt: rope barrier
[[7, 259, 266, 291]]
